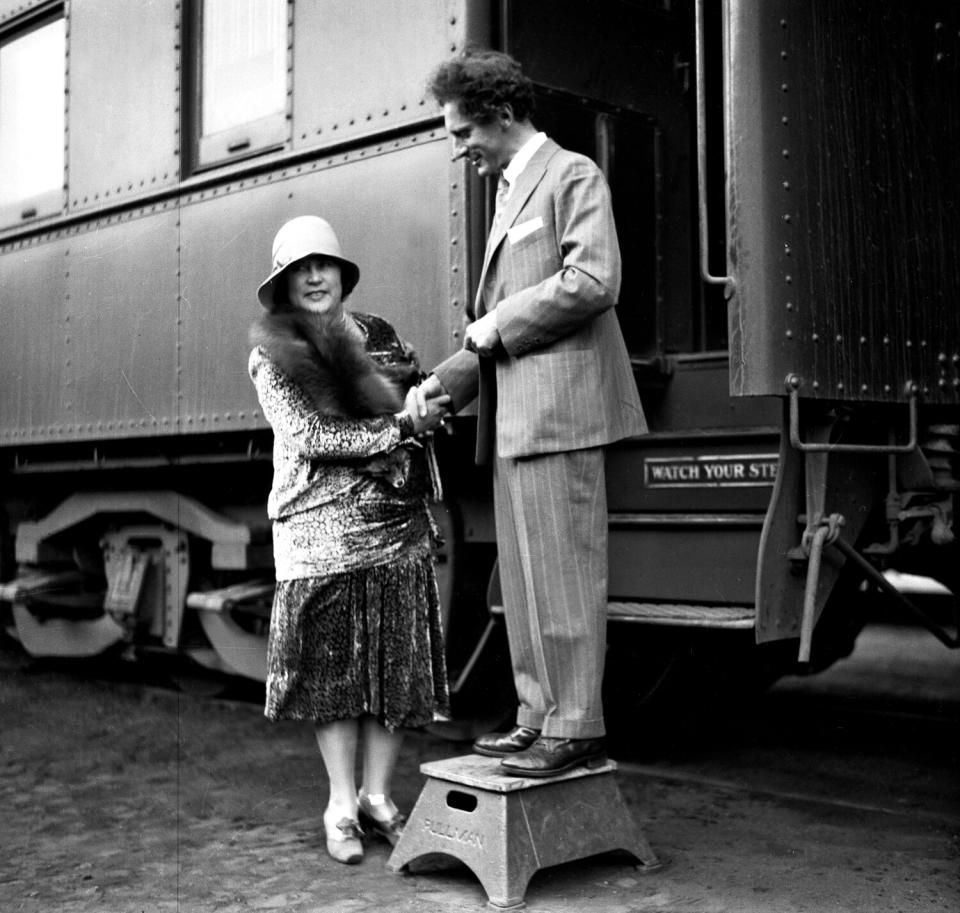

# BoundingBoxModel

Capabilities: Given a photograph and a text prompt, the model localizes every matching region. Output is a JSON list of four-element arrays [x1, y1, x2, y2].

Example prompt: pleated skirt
[[264, 549, 450, 731]]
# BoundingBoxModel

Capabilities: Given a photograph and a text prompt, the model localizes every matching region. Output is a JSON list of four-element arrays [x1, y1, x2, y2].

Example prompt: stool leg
[[386, 780, 449, 873], [478, 866, 535, 910], [475, 801, 538, 910], [607, 782, 660, 869]]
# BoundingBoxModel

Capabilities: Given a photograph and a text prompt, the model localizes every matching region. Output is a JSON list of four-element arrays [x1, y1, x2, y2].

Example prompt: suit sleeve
[[495, 159, 622, 357], [431, 346, 479, 412]]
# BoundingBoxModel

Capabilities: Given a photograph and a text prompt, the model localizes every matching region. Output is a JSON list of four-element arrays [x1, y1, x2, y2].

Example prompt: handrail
[[786, 375, 919, 454], [695, 0, 733, 289]]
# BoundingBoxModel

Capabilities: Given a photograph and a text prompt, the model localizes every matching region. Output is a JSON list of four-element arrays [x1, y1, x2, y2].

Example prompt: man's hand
[[464, 310, 501, 356]]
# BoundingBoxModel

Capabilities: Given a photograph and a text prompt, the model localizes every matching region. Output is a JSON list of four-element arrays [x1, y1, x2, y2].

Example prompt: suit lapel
[[475, 139, 560, 315]]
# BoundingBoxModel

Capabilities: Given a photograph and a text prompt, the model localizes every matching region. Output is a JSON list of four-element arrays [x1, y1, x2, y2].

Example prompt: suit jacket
[[435, 138, 647, 463]]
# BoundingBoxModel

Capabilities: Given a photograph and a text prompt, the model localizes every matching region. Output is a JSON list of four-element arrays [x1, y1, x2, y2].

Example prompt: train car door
[[723, 0, 960, 650]]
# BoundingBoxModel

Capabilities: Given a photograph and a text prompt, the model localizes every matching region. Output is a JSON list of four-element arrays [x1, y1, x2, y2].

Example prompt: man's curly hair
[[427, 48, 535, 124]]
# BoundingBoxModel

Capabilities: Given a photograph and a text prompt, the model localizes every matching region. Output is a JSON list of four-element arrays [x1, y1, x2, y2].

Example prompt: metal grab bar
[[695, 0, 733, 289], [786, 376, 919, 454], [798, 522, 833, 662]]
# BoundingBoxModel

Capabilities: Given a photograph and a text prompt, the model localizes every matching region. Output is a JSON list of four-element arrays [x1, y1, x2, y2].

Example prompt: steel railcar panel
[[0, 212, 180, 444], [177, 179, 295, 438], [291, 0, 461, 151], [65, 210, 181, 436], [636, 355, 780, 436], [67, 0, 180, 214], [608, 521, 760, 605], [0, 1, 48, 24], [0, 238, 70, 442], [726, 0, 960, 403], [177, 135, 456, 432]]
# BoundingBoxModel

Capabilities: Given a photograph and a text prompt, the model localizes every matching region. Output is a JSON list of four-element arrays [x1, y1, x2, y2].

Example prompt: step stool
[[387, 754, 660, 910]]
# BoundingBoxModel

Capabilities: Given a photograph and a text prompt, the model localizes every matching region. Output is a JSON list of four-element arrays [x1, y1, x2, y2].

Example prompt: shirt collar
[[502, 132, 547, 189]]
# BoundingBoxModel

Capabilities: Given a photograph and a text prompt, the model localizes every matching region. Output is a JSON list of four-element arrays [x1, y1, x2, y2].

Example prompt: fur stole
[[250, 309, 432, 493], [249, 309, 406, 418]]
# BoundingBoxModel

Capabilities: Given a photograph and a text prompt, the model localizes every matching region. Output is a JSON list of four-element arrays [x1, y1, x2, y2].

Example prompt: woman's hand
[[402, 384, 451, 435], [410, 374, 448, 417]]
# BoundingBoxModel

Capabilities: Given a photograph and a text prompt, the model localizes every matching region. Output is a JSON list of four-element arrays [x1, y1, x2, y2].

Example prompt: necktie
[[494, 175, 509, 222]]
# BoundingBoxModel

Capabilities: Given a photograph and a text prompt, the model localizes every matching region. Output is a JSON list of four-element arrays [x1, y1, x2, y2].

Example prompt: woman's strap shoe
[[472, 725, 541, 757], [324, 816, 364, 865], [358, 792, 406, 846]]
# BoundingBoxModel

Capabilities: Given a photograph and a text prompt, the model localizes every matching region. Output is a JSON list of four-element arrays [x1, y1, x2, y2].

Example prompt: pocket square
[[507, 216, 544, 244]]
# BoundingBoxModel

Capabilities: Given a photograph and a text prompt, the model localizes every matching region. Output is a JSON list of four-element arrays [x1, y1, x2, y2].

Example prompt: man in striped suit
[[416, 49, 647, 776]]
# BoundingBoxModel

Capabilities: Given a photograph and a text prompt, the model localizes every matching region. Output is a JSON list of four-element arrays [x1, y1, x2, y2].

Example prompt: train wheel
[[194, 608, 269, 682], [10, 603, 126, 658]]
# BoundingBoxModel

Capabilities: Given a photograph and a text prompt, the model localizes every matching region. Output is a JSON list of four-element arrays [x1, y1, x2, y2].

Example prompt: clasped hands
[[402, 374, 451, 435], [399, 310, 499, 434]]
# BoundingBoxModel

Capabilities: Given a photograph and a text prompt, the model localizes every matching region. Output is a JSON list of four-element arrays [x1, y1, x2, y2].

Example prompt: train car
[[1, 0, 956, 722]]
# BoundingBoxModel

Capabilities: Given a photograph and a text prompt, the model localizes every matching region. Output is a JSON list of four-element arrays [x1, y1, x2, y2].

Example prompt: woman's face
[[286, 255, 344, 316]]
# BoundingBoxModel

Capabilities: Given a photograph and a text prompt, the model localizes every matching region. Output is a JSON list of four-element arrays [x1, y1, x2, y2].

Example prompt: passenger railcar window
[[197, 0, 288, 166], [0, 15, 65, 226]]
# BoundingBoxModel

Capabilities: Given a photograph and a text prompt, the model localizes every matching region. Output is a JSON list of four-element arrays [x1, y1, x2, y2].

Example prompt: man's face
[[443, 101, 511, 177]]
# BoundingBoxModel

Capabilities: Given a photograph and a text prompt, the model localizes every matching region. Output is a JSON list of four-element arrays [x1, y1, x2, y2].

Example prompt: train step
[[450, 601, 757, 696], [487, 600, 755, 629], [606, 601, 755, 628]]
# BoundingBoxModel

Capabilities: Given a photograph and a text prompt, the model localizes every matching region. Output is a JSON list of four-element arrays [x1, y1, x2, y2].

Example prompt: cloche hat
[[257, 216, 360, 309]]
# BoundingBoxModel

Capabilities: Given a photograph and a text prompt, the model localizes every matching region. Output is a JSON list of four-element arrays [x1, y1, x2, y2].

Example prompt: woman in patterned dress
[[248, 216, 451, 865]]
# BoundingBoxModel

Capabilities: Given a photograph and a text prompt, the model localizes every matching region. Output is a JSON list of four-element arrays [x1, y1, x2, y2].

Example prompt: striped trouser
[[492, 446, 608, 739]]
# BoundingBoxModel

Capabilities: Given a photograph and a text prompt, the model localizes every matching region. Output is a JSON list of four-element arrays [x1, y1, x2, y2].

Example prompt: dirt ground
[[1, 627, 958, 912]]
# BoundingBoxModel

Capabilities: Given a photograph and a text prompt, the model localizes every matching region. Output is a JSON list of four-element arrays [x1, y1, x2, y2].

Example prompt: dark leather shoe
[[472, 725, 541, 757], [500, 736, 607, 778]]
